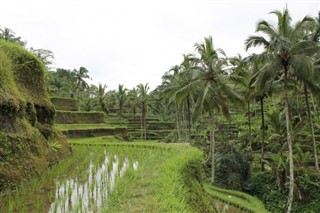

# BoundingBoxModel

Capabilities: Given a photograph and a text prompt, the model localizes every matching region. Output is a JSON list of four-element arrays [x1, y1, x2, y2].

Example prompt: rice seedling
[[35, 198, 44, 213]]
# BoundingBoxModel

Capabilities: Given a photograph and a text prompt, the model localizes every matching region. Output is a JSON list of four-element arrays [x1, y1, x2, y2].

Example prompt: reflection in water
[[48, 152, 138, 213]]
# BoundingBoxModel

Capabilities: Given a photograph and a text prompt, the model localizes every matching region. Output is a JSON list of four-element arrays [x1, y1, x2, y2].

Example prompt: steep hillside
[[0, 40, 71, 190]]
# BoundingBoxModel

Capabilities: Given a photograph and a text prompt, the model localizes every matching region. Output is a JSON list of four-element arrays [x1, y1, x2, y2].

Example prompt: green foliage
[[0, 40, 71, 190], [50, 97, 79, 111], [0, 40, 49, 105], [248, 170, 320, 212], [204, 183, 269, 213], [105, 141, 215, 212], [215, 141, 250, 190], [0, 49, 24, 119], [0, 27, 26, 46], [54, 110, 105, 124]]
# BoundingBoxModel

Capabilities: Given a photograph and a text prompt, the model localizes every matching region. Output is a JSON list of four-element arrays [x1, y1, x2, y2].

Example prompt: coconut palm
[[73, 67, 90, 93], [161, 65, 184, 142], [245, 8, 319, 212], [189, 36, 240, 183], [176, 55, 195, 142], [95, 83, 108, 114], [302, 80, 320, 174], [161, 55, 196, 142], [115, 84, 127, 119], [0, 27, 26, 46], [247, 55, 277, 170], [229, 55, 255, 155], [127, 88, 139, 137], [303, 14, 320, 174], [137, 83, 149, 140]]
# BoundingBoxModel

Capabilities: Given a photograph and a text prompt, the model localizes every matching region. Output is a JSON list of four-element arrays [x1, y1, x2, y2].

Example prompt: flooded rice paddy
[[0, 145, 148, 213]]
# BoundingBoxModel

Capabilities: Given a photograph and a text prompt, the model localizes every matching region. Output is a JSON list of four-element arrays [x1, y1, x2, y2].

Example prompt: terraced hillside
[[0, 41, 71, 190], [1, 95, 269, 212], [0, 136, 269, 212], [52, 97, 128, 139], [106, 114, 177, 141]]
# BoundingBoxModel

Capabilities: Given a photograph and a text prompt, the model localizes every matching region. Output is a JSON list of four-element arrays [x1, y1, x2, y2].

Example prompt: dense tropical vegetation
[[1, 8, 320, 213]]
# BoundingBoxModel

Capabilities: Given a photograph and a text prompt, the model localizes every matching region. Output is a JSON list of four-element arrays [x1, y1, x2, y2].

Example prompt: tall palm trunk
[[140, 108, 143, 140], [186, 96, 192, 141], [304, 84, 320, 173], [284, 68, 294, 213], [133, 106, 136, 137], [260, 96, 265, 171], [182, 103, 188, 141], [144, 104, 147, 140], [175, 105, 182, 142], [140, 102, 146, 140], [247, 100, 253, 155], [310, 93, 318, 118], [209, 112, 216, 184]]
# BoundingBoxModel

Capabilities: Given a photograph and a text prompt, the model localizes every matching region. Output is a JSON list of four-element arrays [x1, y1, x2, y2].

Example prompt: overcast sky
[[1, 0, 319, 90]]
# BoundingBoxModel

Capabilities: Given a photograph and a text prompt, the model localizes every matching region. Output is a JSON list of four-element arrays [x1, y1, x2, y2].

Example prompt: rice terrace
[[1, 2, 320, 213]]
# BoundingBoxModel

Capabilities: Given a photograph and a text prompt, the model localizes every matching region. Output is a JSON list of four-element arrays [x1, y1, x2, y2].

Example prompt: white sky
[[1, 0, 319, 90]]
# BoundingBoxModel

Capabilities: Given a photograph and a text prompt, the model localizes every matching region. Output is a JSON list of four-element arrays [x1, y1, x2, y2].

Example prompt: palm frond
[[245, 36, 269, 51]]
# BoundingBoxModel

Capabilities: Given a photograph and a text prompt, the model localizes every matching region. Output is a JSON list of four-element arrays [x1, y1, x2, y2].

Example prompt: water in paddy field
[[48, 153, 138, 213], [0, 147, 139, 213]]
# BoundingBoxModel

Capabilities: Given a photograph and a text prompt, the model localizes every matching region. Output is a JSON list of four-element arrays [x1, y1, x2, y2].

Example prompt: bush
[[248, 170, 320, 212], [215, 141, 250, 190]]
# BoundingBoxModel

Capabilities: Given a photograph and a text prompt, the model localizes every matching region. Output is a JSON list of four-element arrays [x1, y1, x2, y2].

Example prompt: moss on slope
[[0, 40, 71, 190]]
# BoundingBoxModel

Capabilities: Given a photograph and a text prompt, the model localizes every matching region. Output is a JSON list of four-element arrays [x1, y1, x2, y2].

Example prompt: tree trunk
[[310, 93, 318, 118], [284, 68, 294, 213], [144, 104, 147, 140], [133, 106, 136, 138], [140, 103, 144, 140], [247, 100, 253, 155], [182, 103, 188, 141], [186, 96, 192, 142], [304, 84, 320, 173], [209, 112, 216, 184], [176, 105, 181, 142], [296, 90, 301, 121], [260, 97, 265, 171]]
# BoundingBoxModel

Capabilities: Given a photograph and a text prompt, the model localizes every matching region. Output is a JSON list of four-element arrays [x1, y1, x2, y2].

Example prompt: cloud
[[1, 0, 319, 90]]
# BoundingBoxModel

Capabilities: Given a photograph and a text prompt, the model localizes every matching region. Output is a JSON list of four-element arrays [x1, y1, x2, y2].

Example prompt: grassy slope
[[204, 183, 269, 213], [69, 137, 215, 212], [69, 137, 268, 213], [54, 123, 124, 130]]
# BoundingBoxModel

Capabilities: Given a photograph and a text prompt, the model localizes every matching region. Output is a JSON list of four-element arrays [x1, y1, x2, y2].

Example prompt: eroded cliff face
[[0, 40, 71, 190]]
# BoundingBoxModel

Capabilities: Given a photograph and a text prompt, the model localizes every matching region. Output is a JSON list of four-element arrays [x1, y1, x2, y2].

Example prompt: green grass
[[104, 141, 215, 212], [54, 123, 125, 131], [204, 183, 269, 213], [0, 143, 149, 212], [55, 110, 103, 113], [69, 136, 127, 144], [1, 135, 267, 212]]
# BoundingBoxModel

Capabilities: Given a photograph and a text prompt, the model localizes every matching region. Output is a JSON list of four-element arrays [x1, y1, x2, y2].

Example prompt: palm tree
[[162, 55, 195, 142], [304, 14, 320, 174], [95, 83, 108, 114], [245, 8, 319, 212], [0, 27, 26, 46], [127, 88, 139, 137], [229, 55, 254, 156], [115, 84, 127, 119], [73, 67, 90, 93], [161, 65, 183, 142], [176, 55, 195, 142], [137, 83, 149, 140], [247, 55, 277, 170], [189, 36, 240, 183]]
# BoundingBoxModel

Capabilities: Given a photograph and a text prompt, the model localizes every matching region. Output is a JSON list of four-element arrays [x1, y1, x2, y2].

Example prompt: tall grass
[[104, 143, 215, 212]]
